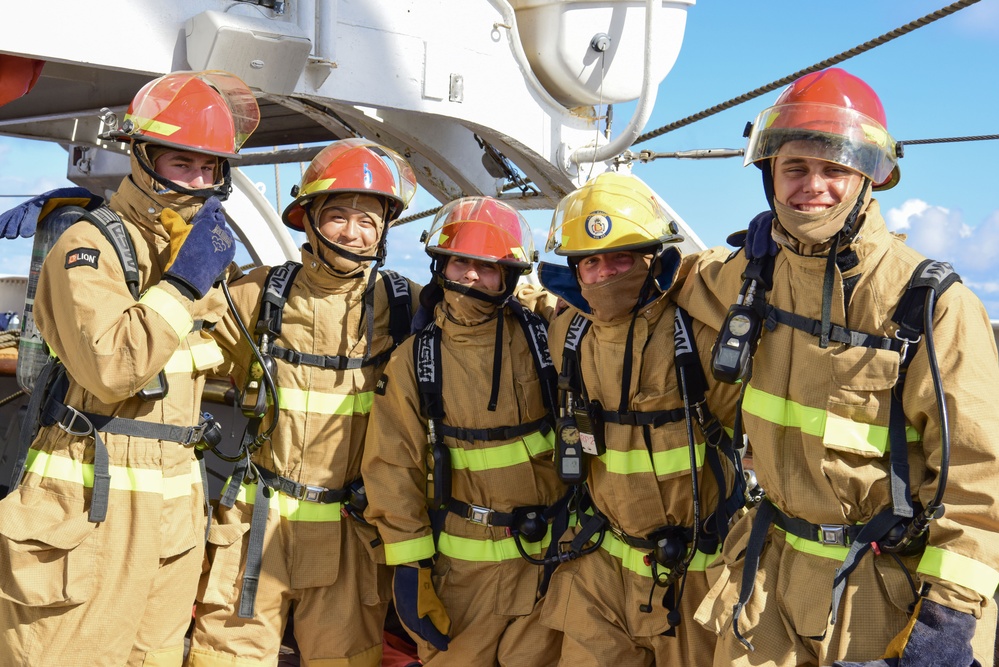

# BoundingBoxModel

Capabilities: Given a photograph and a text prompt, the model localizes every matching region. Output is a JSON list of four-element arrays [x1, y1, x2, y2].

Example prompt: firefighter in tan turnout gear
[[187, 140, 420, 667], [0, 70, 259, 666], [679, 68, 999, 667], [536, 171, 743, 666], [362, 196, 566, 666]]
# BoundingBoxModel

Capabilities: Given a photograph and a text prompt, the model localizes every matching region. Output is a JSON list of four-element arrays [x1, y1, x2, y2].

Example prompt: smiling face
[[317, 205, 379, 249], [576, 251, 637, 285], [772, 141, 864, 211], [443, 256, 503, 292], [153, 149, 218, 189]]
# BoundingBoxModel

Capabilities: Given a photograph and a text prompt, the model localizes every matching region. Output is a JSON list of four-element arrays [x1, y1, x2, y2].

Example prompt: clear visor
[[425, 197, 536, 268], [745, 103, 897, 184], [128, 70, 260, 152]]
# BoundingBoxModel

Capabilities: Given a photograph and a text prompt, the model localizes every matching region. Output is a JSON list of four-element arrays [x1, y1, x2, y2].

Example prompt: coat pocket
[[0, 489, 97, 607], [197, 520, 251, 606], [824, 346, 899, 458]]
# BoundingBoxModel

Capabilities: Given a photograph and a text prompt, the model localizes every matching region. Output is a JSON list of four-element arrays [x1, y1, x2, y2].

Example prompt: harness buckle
[[301, 485, 328, 503], [818, 524, 847, 546], [466, 504, 494, 526], [57, 406, 94, 437], [285, 349, 302, 365], [893, 329, 921, 362]]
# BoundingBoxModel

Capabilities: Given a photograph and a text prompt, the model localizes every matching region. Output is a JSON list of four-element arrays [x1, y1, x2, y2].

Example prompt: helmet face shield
[[745, 103, 897, 184], [123, 70, 259, 158], [283, 139, 417, 231], [546, 172, 682, 257], [425, 197, 536, 273]]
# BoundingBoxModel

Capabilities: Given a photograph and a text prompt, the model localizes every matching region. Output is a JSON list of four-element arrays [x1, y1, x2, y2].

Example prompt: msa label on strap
[[382, 269, 410, 300], [265, 262, 297, 302]]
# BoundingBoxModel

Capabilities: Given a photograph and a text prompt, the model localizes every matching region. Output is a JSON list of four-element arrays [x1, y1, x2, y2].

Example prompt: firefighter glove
[[393, 564, 451, 652], [162, 197, 236, 299], [832, 598, 979, 667], [744, 210, 778, 260]]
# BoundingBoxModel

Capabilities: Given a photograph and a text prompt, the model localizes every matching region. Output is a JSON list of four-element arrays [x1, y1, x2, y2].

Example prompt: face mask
[[442, 283, 503, 325], [579, 255, 651, 322], [773, 184, 871, 250]]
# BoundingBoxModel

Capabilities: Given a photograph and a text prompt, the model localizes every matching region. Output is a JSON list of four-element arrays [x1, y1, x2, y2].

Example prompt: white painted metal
[[225, 168, 299, 267]]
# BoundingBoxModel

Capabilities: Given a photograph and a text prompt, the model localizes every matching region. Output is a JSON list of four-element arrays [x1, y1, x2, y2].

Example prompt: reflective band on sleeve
[[190, 338, 224, 371], [437, 530, 550, 562], [140, 285, 193, 340], [384, 534, 437, 565], [234, 480, 342, 522], [599, 532, 718, 577], [449, 430, 554, 471], [743, 384, 926, 457], [778, 527, 852, 561], [599, 443, 706, 476], [276, 387, 374, 416], [163, 349, 196, 375], [918, 546, 999, 599], [25, 449, 200, 500]]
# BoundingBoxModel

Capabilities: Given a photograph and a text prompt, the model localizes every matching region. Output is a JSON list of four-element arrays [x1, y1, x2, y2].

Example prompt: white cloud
[[885, 199, 999, 318]]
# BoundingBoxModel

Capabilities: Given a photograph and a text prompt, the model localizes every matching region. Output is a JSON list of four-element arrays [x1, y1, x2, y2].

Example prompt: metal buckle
[[466, 504, 494, 526], [818, 524, 847, 546], [301, 485, 328, 503], [894, 330, 922, 362], [57, 406, 94, 437]]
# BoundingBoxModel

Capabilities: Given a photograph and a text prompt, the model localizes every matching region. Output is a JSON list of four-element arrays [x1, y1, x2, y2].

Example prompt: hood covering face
[[773, 184, 872, 254], [304, 192, 386, 278], [578, 254, 653, 322], [130, 143, 211, 212]]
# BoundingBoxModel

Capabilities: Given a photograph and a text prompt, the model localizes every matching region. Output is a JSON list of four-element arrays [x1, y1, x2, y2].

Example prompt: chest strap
[[763, 306, 903, 352], [254, 466, 351, 504], [439, 417, 551, 444], [269, 344, 393, 370]]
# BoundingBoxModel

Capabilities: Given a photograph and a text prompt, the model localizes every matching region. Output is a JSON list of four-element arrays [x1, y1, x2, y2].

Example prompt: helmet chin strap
[[134, 143, 232, 201], [431, 256, 517, 304]]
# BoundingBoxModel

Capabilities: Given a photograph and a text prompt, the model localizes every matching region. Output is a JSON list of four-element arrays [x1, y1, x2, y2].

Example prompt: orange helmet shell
[[283, 139, 417, 231], [745, 68, 898, 187], [425, 197, 536, 273], [121, 70, 259, 159]]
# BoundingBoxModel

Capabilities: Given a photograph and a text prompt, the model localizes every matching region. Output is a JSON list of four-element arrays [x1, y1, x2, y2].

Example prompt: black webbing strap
[[269, 344, 392, 370], [731, 499, 776, 651], [238, 474, 271, 619], [763, 306, 902, 352], [773, 505, 866, 546], [559, 314, 592, 397], [446, 498, 519, 528], [507, 298, 559, 418], [600, 407, 685, 427], [828, 508, 901, 626], [439, 417, 551, 444], [82, 206, 140, 300], [256, 261, 302, 338], [414, 323, 445, 422], [380, 269, 413, 346], [254, 466, 351, 504]]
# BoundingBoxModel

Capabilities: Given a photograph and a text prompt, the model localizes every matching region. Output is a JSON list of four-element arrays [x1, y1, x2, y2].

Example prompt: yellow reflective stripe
[[276, 387, 374, 415], [385, 535, 437, 566], [917, 546, 999, 599], [24, 449, 200, 499], [778, 527, 851, 561], [162, 349, 195, 374], [140, 285, 193, 340], [600, 443, 706, 476], [125, 113, 181, 137], [300, 178, 336, 197], [449, 430, 554, 472], [190, 339, 224, 371], [235, 480, 342, 522], [599, 532, 719, 577], [744, 384, 888, 456], [437, 529, 550, 562]]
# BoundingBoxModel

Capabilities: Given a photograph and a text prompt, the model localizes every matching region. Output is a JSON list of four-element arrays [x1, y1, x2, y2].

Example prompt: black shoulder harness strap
[[82, 206, 141, 300], [673, 306, 745, 543], [263, 265, 412, 370]]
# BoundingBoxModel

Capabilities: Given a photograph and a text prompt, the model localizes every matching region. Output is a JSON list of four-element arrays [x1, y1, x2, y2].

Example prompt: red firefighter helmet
[[424, 197, 536, 274], [744, 68, 899, 189], [117, 70, 259, 159], [282, 139, 417, 231], [0, 55, 44, 108]]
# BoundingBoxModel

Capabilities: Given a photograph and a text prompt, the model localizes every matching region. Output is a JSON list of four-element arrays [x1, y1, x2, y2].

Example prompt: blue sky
[[1, 0, 997, 318]]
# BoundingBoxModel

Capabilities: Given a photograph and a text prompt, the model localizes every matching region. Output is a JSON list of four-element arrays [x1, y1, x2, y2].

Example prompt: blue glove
[[393, 565, 450, 652], [162, 197, 236, 299], [0, 187, 102, 239], [743, 210, 778, 260], [832, 599, 979, 667]]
